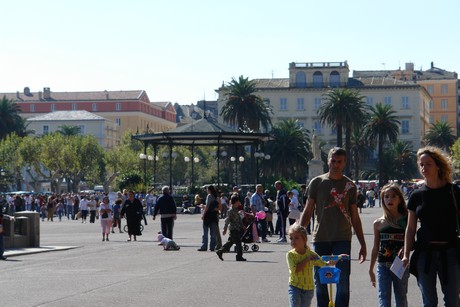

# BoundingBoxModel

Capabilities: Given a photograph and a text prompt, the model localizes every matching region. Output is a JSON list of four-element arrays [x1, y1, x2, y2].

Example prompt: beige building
[[1, 88, 177, 142], [217, 61, 431, 151], [26, 110, 118, 150], [354, 62, 458, 135]]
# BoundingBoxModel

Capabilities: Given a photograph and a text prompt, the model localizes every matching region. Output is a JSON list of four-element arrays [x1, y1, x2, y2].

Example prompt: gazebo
[[131, 116, 271, 192]]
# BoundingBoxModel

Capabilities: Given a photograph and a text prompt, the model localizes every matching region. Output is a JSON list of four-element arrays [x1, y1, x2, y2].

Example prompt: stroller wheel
[[243, 244, 249, 252], [251, 244, 259, 252]]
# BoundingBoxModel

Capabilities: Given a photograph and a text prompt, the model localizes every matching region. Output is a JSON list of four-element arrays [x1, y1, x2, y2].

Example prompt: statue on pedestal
[[312, 134, 321, 161]]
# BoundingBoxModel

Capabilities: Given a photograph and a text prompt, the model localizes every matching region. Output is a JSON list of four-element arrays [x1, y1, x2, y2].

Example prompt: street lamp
[[184, 155, 200, 192], [230, 156, 245, 186], [211, 150, 227, 188], [254, 152, 271, 184]]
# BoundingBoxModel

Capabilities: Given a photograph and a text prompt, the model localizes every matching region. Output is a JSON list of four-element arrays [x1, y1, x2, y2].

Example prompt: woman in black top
[[121, 191, 144, 241], [403, 146, 460, 307]]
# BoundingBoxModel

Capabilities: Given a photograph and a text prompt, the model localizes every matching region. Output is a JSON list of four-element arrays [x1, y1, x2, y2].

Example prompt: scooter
[[318, 255, 350, 307]]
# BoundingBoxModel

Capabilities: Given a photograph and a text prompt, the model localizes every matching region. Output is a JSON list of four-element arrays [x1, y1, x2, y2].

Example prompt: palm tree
[[389, 140, 417, 182], [365, 103, 400, 187], [424, 121, 457, 152], [220, 76, 272, 132], [0, 96, 24, 140], [318, 88, 367, 175], [264, 119, 311, 180], [350, 125, 372, 180], [57, 125, 82, 136]]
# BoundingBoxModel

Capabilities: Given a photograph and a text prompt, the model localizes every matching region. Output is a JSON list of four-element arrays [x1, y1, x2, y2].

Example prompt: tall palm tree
[[264, 119, 311, 180], [365, 103, 400, 187], [424, 121, 457, 152], [220, 75, 272, 132], [0, 96, 24, 140], [350, 125, 372, 180], [318, 88, 367, 175], [390, 140, 417, 182]]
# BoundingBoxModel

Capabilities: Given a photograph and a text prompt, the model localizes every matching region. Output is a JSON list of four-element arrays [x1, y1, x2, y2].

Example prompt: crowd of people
[[0, 144, 459, 306]]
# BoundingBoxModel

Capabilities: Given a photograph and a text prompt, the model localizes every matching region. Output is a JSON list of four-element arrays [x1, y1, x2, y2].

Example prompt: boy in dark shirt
[[216, 195, 246, 261]]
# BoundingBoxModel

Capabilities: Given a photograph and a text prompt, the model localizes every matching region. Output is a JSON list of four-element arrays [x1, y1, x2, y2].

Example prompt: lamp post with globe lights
[[230, 156, 245, 186], [254, 152, 271, 184], [184, 155, 200, 193], [139, 153, 154, 194]]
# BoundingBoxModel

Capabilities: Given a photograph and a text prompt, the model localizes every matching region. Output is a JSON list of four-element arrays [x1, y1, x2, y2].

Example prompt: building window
[[51, 104, 56, 112], [72, 103, 77, 110], [43, 125, 49, 134], [313, 71, 323, 88], [313, 121, 322, 133], [384, 96, 392, 105], [79, 125, 86, 134], [429, 116, 434, 124], [329, 71, 340, 87], [401, 96, 409, 109], [441, 84, 448, 94], [92, 103, 97, 111], [297, 121, 305, 128], [314, 98, 321, 110], [30, 104, 35, 112], [366, 96, 373, 106], [442, 115, 448, 123], [441, 99, 448, 109], [296, 98, 305, 110], [295, 71, 307, 88], [427, 85, 434, 94], [116, 118, 121, 126], [116, 103, 121, 111], [280, 98, 287, 111], [429, 100, 434, 109], [401, 120, 409, 134]]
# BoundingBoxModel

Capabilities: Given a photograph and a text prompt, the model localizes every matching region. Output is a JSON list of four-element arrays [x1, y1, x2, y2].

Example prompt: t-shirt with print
[[307, 173, 357, 243]]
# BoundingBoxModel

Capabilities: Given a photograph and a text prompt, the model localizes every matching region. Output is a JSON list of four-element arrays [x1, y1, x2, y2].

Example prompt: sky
[[1, 0, 459, 105]]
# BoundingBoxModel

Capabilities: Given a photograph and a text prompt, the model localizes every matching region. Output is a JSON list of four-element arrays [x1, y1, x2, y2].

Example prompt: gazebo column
[[169, 144, 173, 193]]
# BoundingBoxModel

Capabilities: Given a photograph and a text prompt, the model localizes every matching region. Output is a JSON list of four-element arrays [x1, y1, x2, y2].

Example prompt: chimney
[[38, 91, 42, 100], [431, 61, 434, 69], [105, 90, 109, 100], [405, 63, 414, 72], [24, 87, 31, 96], [16, 91, 20, 99], [43, 87, 51, 99]]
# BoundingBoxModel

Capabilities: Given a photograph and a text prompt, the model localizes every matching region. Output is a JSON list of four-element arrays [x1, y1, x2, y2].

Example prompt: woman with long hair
[[198, 185, 221, 251], [402, 146, 460, 306]]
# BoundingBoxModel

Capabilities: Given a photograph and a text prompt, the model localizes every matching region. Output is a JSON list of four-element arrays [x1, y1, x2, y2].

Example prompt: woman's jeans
[[288, 285, 313, 307], [377, 262, 409, 307], [313, 240, 351, 307], [415, 248, 459, 307], [200, 222, 217, 251]]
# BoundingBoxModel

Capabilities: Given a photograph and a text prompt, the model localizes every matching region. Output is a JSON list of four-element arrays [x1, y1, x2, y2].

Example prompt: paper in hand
[[390, 256, 406, 280]]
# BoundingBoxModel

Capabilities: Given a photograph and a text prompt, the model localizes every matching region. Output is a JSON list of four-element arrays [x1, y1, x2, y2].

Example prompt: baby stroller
[[239, 210, 259, 252]]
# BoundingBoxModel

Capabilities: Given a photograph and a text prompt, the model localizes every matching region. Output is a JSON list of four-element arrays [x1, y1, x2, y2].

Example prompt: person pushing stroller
[[216, 194, 247, 261]]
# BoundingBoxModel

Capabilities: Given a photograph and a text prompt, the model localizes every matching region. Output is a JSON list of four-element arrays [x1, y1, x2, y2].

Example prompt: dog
[[157, 233, 180, 251]]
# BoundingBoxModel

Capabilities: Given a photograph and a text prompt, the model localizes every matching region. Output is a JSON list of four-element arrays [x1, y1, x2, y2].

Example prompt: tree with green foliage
[[264, 119, 311, 181], [318, 88, 367, 175], [56, 125, 82, 136], [0, 96, 28, 140], [423, 121, 457, 152], [350, 125, 372, 180], [365, 103, 400, 186], [220, 75, 272, 132]]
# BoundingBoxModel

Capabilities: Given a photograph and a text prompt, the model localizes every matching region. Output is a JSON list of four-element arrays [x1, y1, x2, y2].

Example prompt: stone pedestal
[[308, 159, 324, 182]]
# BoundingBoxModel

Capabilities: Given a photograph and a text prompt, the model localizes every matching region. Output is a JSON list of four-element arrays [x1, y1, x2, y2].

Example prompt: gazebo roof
[[132, 117, 271, 146]]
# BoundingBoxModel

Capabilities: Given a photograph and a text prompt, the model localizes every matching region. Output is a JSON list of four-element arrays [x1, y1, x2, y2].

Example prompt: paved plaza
[[2, 204, 434, 306]]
